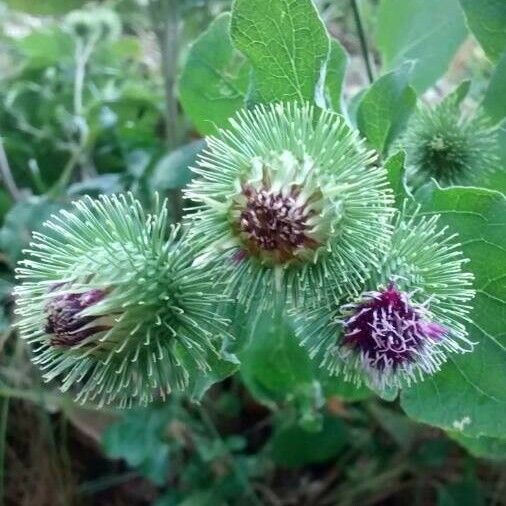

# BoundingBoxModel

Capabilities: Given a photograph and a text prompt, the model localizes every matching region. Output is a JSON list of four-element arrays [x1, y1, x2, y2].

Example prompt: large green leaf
[[239, 310, 315, 408], [401, 186, 506, 438], [324, 39, 348, 113], [376, 0, 467, 92], [459, 0, 506, 63], [482, 52, 506, 125], [230, 0, 330, 103], [178, 13, 250, 135], [356, 63, 417, 154]]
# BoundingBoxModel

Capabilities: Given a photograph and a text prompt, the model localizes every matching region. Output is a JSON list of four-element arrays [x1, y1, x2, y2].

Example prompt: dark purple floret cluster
[[45, 289, 109, 346], [237, 184, 319, 263], [342, 283, 447, 372]]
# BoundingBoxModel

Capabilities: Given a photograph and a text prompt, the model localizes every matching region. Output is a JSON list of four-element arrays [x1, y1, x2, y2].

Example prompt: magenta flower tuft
[[341, 283, 447, 382]]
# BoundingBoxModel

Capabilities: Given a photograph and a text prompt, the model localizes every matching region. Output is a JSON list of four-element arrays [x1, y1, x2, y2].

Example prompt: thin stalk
[[149, 0, 180, 149], [0, 137, 22, 201], [0, 398, 9, 506], [149, 0, 183, 221], [197, 405, 263, 506], [350, 0, 374, 84]]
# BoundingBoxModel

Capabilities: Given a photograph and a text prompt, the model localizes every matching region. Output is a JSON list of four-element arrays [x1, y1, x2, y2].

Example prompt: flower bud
[[185, 102, 394, 307], [403, 98, 500, 188], [15, 194, 230, 407], [295, 204, 475, 391]]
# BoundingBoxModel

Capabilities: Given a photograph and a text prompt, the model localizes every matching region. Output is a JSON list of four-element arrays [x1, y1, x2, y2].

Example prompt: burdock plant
[[403, 97, 500, 188], [14, 194, 230, 407], [185, 102, 394, 307], [295, 205, 475, 391]]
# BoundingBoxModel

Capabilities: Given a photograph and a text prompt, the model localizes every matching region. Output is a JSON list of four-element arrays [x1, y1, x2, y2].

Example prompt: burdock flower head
[[296, 205, 475, 391], [14, 194, 230, 408], [403, 96, 500, 188], [185, 102, 394, 307]]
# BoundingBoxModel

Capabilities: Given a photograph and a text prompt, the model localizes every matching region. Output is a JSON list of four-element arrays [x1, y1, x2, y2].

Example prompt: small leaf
[[459, 0, 506, 63], [356, 63, 417, 154], [441, 80, 471, 107], [178, 13, 250, 135], [102, 407, 171, 485], [384, 150, 409, 207], [401, 186, 506, 438], [271, 415, 347, 467], [324, 39, 348, 113], [437, 472, 485, 506], [230, 0, 330, 103], [150, 140, 206, 191], [376, 0, 467, 92], [482, 52, 506, 125]]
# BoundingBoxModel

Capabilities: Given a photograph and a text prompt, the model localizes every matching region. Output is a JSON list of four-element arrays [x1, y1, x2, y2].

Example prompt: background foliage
[[0, 0, 505, 505]]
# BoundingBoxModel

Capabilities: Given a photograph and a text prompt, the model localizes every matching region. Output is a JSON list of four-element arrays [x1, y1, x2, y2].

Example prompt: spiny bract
[[295, 204, 475, 391], [185, 102, 394, 307], [403, 97, 500, 188], [14, 193, 230, 408]]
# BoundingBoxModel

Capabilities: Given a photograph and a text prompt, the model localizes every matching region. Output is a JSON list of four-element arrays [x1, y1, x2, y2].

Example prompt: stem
[[0, 397, 8, 506], [73, 37, 96, 117], [350, 0, 374, 84], [151, 0, 180, 149], [48, 146, 83, 197], [149, 0, 183, 221], [0, 137, 22, 201]]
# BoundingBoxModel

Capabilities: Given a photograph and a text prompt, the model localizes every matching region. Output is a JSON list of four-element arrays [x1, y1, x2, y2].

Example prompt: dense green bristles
[[294, 203, 475, 390], [14, 193, 230, 408], [185, 102, 394, 308], [403, 100, 500, 187]]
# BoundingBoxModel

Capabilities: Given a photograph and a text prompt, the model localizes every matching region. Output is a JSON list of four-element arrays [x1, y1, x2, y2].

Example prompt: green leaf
[[150, 140, 206, 192], [230, 0, 330, 103], [401, 186, 506, 438], [324, 39, 348, 113], [0, 196, 65, 268], [319, 371, 371, 402], [102, 407, 171, 485], [448, 432, 506, 461], [459, 0, 506, 63], [481, 124, 506, 194], [356, 63, 417, 154], [240, 310, 314, 405], [17, 28, 73, 69], [178, 13, 250, 135], [384, 150, 409, 208], [376, 0, 467, 92], [239, 309, 324, 429], [437, 473, 485, 506], [5, 0, 82, 15], [441, 80, 471, 107], [271, 415, 347, 467], [482, 52, 506, 125]]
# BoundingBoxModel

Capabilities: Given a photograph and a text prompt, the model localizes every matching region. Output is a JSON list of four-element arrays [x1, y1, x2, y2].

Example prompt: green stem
[[197, 405, 263, 506], [350, 0, 374, 84], [149, 0, 183, 221], [0, 137, 22, 201]]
